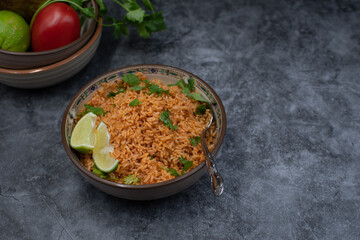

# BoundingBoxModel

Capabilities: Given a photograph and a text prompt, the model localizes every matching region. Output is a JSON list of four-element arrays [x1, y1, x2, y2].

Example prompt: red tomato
[[31, 3, 80, 52]]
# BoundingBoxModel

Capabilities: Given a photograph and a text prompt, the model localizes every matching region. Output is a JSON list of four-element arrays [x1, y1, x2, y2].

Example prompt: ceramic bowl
[[0, 0, 98, 70], [0, 18, 102, 89], [61, 64, 227, 200]]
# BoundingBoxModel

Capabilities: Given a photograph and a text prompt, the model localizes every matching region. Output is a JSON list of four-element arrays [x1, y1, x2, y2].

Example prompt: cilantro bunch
[[33, 0, 166, 39]]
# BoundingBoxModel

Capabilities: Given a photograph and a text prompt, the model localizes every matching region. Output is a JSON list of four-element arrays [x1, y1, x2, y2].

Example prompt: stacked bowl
[[0, 0, 101, 89]]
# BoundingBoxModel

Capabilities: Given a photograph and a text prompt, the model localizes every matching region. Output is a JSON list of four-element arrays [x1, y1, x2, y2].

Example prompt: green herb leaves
[[123, 74, 141, 87], [123, 174, 140, 184], [160, 109, 178, 130], [107, 87, 126, 98], [108, 74, 171, 97], [147, 83, 170, 96], [189, 136, 201, 146], [129, 85, 145, 91], [93, 165, 109, 178], [194, 104, 208, 115], [160, 157, 193, 177], [33, 0, 166, 39], [179, 157, 193, 173], [168, 78, 208, 103], [190, 92, 208, 102], [79, 104, 106, 116], [109, 0, 166, 38], [129, 98, 142, 106], [160, 166, 180, 177], [167, 168, 180, 177]]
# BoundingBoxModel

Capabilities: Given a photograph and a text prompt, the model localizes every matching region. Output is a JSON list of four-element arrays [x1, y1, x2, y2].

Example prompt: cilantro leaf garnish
[[189, 136, 201, 146], [150, 155, 155, 160], [159, 109, 177, 130], [160, 166, 180, 177], [129, 98, 142, 106], [122, 74, 141, 87], [93, 165, 109, 178], [179, 157, 193, 174], [190, 92, 208, 102], [147, 83, 170, 96], [187, 78, 195, 92], [79, 104, 106, 116], [194, 104, 208, 115], [107, 87, 126, 98], [129, 85, 145, 91], [168, 168, 180, 177], [123, 174, 140, 184], [168, 79, 209, 103], [159, 157, 193, 177]]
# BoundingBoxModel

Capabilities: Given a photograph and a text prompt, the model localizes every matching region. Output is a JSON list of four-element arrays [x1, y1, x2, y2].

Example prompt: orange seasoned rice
[[77, 73, 216, 185]]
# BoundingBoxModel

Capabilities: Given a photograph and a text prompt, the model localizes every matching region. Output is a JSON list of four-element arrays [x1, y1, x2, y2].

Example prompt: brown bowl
[[61, 65, 227, 200], [0, 18, 102, 89], [0, 0, 98, 70]]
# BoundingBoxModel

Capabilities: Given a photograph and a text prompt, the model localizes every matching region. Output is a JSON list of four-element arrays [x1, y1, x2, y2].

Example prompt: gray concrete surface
[[1, 0, 360, 239]]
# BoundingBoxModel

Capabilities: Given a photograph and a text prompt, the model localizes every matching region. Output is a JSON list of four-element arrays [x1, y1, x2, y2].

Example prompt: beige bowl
[[0, 0, 98, 70], [0, 19, 102, 89]]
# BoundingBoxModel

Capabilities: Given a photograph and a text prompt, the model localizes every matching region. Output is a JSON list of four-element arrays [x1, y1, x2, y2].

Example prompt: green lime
[[93, 122, 119, 173], [70, 112, 97, 154], [0, 10, 30, 52]]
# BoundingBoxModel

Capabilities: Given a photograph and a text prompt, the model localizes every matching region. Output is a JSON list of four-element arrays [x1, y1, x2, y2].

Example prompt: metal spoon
[[201, 105, 224, 196]]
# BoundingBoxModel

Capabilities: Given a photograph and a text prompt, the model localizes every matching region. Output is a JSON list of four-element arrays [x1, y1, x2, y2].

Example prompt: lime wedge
[[70, 112, 97, 154], [93, 122, 119, 172]]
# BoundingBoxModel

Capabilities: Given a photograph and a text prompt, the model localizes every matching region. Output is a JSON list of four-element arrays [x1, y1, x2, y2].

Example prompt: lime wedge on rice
[[70, 112, 97, 154], [93, 122, 119, 172]]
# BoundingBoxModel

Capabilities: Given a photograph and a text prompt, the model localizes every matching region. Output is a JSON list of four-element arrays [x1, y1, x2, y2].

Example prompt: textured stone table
[[1, 0, 360, 239]]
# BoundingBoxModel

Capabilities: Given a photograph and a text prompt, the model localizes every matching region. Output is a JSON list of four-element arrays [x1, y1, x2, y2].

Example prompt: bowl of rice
[[61, 64, 226, 200]]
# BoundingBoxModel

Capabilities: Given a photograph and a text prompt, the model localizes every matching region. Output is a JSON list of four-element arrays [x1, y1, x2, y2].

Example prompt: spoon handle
[[201, 133, 224, 196]]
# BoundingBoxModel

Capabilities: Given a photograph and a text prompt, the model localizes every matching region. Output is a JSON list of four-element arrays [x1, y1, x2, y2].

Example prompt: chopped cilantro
[[93, 165, 109, 178], [190, 92, 208, 102], [122, 74, 141, 87], [179, 157, 193, 174], [187, 78, 195, 92], [148, 83, 170, 96], [160, 166, 180, 177], [79, 104, 106, 116], [194, 104, 208, 115], [168, 168, 180, 177], [159, 157, 193, 177], [106, 87, 126, 98], [189, 136, 201, 146], [123, 174, 140, 184], [129, 98, 142, 106], [150, 155, 155, 160], [129, 85, 145, 91], [168, 79, 209, 103], [159, 109, 177, 130]]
